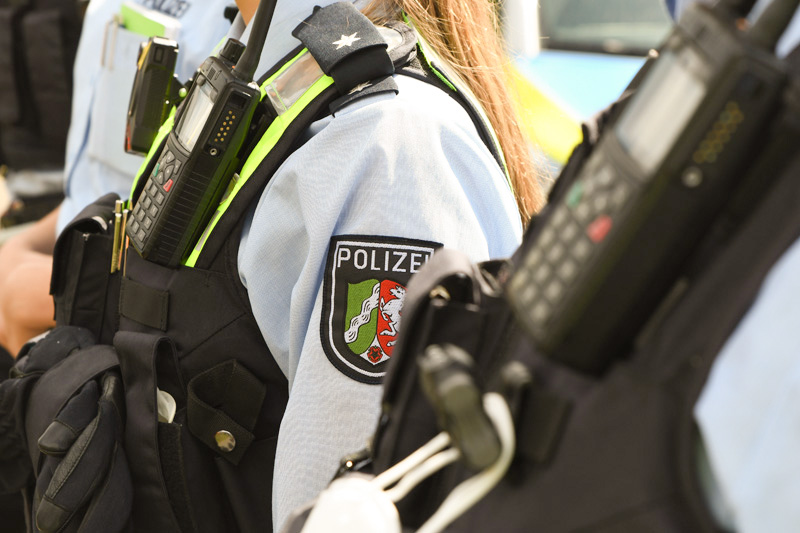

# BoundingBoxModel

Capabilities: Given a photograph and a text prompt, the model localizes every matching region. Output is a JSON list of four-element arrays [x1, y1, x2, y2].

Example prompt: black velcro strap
[[186, 361, 266, 465], [292, 2, 394, 94], [514, 384, 572, 464], [157, 421, 198, 533], [119, 277, 169, 331]]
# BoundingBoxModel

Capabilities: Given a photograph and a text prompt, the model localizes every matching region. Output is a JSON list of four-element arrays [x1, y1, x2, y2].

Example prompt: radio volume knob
[[219, 39, 246, 65]]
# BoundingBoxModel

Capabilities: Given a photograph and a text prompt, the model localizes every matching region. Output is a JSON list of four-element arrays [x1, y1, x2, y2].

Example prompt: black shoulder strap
[[196, 4, 504, 269], [194, 5, 414, 269]]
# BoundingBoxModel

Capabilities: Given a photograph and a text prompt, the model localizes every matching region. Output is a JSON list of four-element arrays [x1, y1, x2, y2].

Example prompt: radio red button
[[163, 179, 174, 192], [587, 215, 613, 243]]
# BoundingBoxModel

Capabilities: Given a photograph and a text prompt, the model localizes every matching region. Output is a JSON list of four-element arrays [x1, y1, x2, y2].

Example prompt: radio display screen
[[176, 80, 215, 151], [616, 47, 708, 173]]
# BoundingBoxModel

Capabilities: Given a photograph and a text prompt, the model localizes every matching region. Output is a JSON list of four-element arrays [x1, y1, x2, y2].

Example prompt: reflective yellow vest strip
[[183, 52, 334, 266]]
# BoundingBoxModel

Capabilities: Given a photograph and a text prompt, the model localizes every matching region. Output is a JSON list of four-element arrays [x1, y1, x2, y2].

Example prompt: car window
[[540, 0, 673, 55]]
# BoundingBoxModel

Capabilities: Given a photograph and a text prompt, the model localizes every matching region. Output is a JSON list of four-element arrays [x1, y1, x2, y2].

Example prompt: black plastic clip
[[418, 343, 501, 471]]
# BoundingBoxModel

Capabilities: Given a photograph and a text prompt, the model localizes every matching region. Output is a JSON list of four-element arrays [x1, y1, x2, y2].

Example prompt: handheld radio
[[505, 0, 800, 374], [125, 36, 181, 155], [126, 0, 278, 267]]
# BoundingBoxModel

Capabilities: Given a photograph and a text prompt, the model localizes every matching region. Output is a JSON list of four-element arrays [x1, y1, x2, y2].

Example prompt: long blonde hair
[[365, 0, 546, 223]]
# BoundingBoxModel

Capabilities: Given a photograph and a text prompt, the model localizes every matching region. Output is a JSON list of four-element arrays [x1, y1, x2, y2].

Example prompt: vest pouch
[[116, 226, 288, 532], [86, 21, 160, 178], [185, 360, 274, 533], [0, 7, 21, 125], [51, 193, 122, 344], [213, 436, 278, 533]]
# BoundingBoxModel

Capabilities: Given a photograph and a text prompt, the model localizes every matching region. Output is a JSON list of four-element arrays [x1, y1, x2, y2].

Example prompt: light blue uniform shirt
[[228, 4, 523, 529], [57, 0, 231, 233], [666, 1, 800, 531], [695, 236, 800, 533]]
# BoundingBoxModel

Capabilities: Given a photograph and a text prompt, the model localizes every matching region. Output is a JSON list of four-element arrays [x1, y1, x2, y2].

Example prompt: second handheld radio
[[505, 0, 799, 374]]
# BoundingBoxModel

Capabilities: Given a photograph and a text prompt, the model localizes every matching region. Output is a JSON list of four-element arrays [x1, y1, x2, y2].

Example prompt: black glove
[[0, 327, 96, 494], [33, 371, 132, 533]]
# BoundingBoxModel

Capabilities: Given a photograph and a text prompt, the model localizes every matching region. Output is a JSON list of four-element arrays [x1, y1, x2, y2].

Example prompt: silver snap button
[[215, 430, 236, 452]]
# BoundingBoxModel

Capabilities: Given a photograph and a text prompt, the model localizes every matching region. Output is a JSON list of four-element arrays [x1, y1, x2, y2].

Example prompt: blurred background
[[503, 0, 673, 169]]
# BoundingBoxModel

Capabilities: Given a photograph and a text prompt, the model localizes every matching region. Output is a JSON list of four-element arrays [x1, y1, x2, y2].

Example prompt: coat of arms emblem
[[321, 236, 441, 383]]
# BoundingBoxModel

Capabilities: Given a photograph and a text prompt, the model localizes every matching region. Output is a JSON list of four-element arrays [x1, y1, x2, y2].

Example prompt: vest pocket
[[51, 193, 122, 344], [185, 360, 274, 532], [214, 436, 278, 533]]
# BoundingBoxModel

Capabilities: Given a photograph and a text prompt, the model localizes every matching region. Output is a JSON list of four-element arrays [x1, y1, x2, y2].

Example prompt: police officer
[[223, 1, 541, 528], [0, 1, 545, 532], [0, 0, 232, 354]]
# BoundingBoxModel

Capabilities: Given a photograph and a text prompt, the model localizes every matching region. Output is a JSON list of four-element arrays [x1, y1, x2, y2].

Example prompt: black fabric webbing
[[114, 331, 183, 532], [119, 277, 169, 331], [187, 360, 266, 465], [158, 421, 198, 533], [329, 75, 398, 115], [293, 2, 393, 94]]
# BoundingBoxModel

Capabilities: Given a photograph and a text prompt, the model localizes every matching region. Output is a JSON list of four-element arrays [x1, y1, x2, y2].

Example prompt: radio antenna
[[748, 0, 800, 50], [235, 0, 278, 81]]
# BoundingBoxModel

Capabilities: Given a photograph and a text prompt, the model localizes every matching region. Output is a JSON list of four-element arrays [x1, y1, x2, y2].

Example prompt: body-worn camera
[[507, 0, 793, 374], [125, 36, 181, 155]]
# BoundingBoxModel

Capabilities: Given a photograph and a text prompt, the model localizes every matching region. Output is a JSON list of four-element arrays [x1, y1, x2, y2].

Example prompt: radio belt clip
[[418, 343, 502, 471]]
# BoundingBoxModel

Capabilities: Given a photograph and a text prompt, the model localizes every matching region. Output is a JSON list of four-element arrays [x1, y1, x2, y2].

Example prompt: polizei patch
[[321, 235, 442, 384]]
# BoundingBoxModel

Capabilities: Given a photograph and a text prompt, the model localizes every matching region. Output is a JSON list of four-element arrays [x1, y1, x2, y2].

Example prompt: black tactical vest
[[48, 181, 288, 533], [362, 66, 800, 533], [0, 0, 82, 170], [364, 153, 800, 533]]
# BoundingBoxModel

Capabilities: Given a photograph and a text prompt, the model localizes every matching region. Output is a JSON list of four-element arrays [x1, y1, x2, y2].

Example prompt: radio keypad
[[131, 148, 181, 250], [510, 165, 633, 330]]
